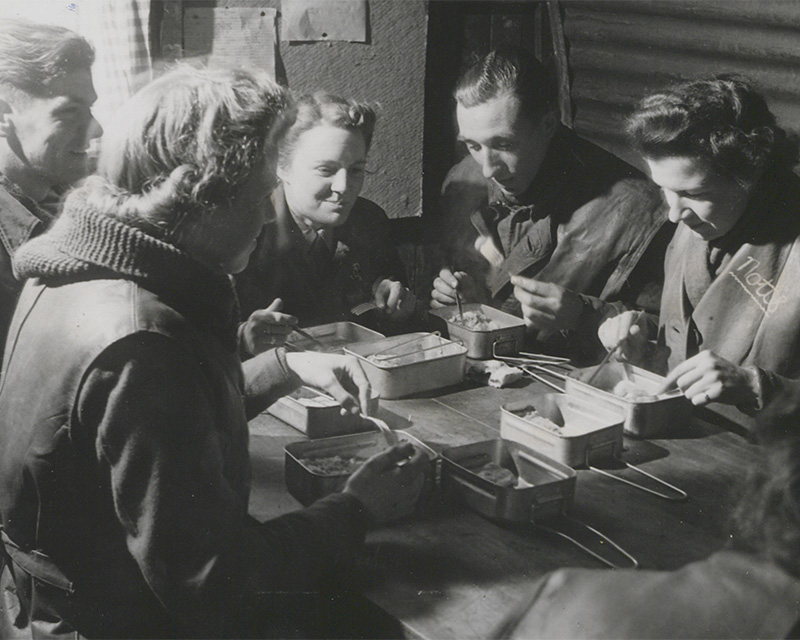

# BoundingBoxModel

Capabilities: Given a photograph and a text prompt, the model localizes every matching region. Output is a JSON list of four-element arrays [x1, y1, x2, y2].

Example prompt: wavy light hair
[[67, 66, 293, 239]]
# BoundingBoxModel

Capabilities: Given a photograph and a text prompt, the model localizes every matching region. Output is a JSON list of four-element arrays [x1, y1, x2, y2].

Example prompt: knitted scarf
[[14, 195, 240, 351]]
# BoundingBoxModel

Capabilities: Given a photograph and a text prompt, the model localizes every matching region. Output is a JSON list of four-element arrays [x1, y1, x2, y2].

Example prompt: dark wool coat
[[235, 185, 408, 327], [0, 200, 368, 638], [441, 125, 672, 316], [0, 177, 54, 362]]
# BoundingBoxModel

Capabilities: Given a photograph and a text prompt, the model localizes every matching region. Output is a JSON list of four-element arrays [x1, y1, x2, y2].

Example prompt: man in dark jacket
[[430, 47, 671, 359], [0, 19, 102, 359]]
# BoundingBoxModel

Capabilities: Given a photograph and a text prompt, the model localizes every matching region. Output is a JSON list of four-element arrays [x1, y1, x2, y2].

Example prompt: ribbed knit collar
[[14, 196, 240, 350]]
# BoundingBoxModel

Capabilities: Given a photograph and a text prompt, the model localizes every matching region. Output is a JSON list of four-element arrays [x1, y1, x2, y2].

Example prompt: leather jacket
[[441, 126, 671, 317], [0, 177, 54, 363], [235, 185, 408, 326]]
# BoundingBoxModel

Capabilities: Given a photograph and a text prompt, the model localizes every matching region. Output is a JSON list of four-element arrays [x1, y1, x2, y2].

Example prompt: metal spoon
[[290, 326, 327, 350], [363, 415, 398, 447], [585, 340, 624, 386], [455, 288, 464, 322]]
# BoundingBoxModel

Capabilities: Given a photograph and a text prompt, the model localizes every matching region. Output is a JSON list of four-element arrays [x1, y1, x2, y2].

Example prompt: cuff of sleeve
[[316, 491, 371, 533], [242, 347, 299, 407], [737, 366, 767, 414], [237, 322, 253, 359], [274, 347, 300, 385], [558, 294, 595, 338]]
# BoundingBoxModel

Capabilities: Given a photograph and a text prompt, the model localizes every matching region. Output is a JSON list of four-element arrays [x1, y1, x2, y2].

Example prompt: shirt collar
[[488, 125, 572, 215], [0, 174, 56, 256]]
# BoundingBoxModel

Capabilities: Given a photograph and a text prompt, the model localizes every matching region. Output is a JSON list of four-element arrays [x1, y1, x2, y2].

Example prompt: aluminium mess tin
[[286, 321, 384, 353], [441, 439, 576, 523], [268, 386, 380, 438], [566, 362, 691, 438], [284, 431, 437, 517], [344, 332, 467, 399], [428, 303, 526, 359], [500, 394, 623, 468]]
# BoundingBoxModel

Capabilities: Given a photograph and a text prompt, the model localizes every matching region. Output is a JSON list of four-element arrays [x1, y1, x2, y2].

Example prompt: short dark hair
[[626, 75, 798, 189], [454, 47, 557, 123], [729, 388, 800, 578], [0, 19, 94, 98], [278, 92, 376, 171]]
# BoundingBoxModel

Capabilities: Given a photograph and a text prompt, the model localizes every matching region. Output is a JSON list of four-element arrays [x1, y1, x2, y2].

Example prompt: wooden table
[[248, 377, 757, 639]]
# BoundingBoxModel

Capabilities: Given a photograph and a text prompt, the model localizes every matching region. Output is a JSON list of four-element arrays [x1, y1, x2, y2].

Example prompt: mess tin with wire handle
[[267, 386, 381, 438], [428, 303, 526, 359], [441, 438, 638, 569], [499, 393, 688, 502], [285, 321, 384, 353], [567, 362, 692, 439], [344, 332, 467, 399], [284, 430, 437, 516]]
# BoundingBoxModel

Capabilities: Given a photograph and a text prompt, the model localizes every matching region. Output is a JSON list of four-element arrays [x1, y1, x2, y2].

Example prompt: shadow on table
[[271, 590, 405, 640], [391, 378, 486, 401], [355, 494, 584, 598]]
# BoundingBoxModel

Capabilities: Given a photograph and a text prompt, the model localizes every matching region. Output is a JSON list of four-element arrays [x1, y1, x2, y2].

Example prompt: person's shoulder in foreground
[[494, 386, 800, 640]]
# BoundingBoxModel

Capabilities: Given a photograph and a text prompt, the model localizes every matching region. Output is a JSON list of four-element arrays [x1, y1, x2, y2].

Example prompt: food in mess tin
[[475, 461, 518, 487], [452, 310, 499, 331], [612, 380, 659, 402], [300, 454, 367, 475], [516, 408, 563, 432]]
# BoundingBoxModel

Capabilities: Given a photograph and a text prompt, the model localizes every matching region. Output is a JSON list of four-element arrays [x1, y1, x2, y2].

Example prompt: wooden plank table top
[[248, 377, 757, 640]]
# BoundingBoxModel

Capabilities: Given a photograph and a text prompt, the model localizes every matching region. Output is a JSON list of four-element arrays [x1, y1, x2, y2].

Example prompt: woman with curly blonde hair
[[0, 67, 425, 639]]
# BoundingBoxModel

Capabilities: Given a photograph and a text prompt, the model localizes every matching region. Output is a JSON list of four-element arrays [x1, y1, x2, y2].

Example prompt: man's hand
[[344, 442, 428, 524], [597, 310, 650, 364], [284, 351, 373, 416], [240, 298, 298, 356], [430, 268, 486, 308], [660, 350, 760, 407], [474, 234, 505, 268], [373, 279, 416, 320], [510, 275, 583, 336]]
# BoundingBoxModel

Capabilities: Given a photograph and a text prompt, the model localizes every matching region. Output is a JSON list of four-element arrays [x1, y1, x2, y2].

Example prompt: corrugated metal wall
[[561, 0, 800, 168]]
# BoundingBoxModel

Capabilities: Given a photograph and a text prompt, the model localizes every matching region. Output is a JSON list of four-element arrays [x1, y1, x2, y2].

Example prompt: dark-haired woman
[[599, 76, 800, 417]]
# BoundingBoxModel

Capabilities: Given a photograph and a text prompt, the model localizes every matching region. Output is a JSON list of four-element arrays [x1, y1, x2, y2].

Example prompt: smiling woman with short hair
[[235, 92, 414, 338]]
